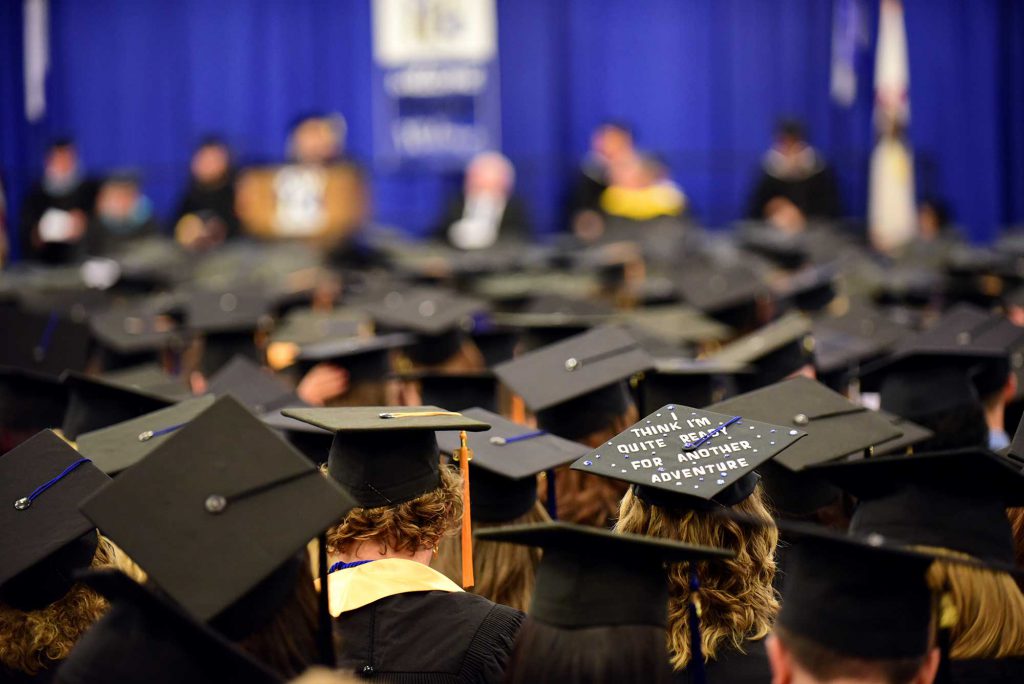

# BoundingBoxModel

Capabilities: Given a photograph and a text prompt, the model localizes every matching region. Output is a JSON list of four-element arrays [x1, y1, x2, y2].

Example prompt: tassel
[[455, 430, 475, 588], [934, 590, 957, 684], [545, 468, 558, 520], [316, 531, 335, 667], [510, 394, 526, 424], [687, 571, 707, 684]]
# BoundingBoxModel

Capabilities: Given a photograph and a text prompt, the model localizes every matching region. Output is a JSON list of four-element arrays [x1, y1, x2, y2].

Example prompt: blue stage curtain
[[1, 0, 1022, 250]]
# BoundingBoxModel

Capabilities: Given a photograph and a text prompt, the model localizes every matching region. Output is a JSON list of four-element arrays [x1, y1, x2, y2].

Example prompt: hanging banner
[[371, 0, 500, 169]]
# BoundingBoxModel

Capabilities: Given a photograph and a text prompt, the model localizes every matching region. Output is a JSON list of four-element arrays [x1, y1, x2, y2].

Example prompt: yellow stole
[[321, 558, 463, 617]]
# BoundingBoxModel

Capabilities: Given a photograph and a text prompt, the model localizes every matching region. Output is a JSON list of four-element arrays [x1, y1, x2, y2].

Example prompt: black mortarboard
[[769, 262, 840, 312], [80, 396, 355, 623], [436, 408, 588, 522], [493, 294, 613, 351], [291, 332, 413, 381], [634, 359, 752, 416], [708, 312, 814, 391], [707, 377, 901, 514], [737, 226, 810, 270], [363, 287, 489, 366], [471, 273, 598, 309], [493, 326, 653, 440], [862, 410, 934, 457], [282, 406, 490, 508], [268, 308, 368, 347], [260, 405, 333, 465], [0, 304, 93, 378], [476, 522, 732, 629], [0, 367, 68, 437], [811, 325, 888, 392], [60, 569, 282, 684], [88, 304, 189, 370], [570, 404, 804, 510], [406, 371, 500, 413], [99, 362, 192, 400], [0, 431, 110, 610], [76, 396, 217, 475], [773, 520, 936, 660], [616, 305, 733, 347], [185, 287, 274, 376], [814, 449, 1024, 573], [206, 355, 296, 414], [674, 260, 768, 330], [60, 371, 178, 441]]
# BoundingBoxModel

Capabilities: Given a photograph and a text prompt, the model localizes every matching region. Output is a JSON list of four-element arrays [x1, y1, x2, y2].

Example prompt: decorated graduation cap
[[206, 355, 296, 414], [60, 569, 281, 684], [812, 448, 1024, 573], [708, 312, 814, 392], [493, 325, 653, 441], [76, 396, 217, 475], [436, 408, 588, 523], [571, 404, 804, 510], [79, 395, 355, 627], [363, 287, 489, 366], [281, 406, 490, 508], [0, 430, 110, 611], [60, 370, 179, 441], [708, 377, 901, 514], [475, 522, 732, 629], [0, 304, 93, 378]]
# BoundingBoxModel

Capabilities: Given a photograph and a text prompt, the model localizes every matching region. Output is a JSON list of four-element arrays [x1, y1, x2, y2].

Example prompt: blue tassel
[[545, 468, 558, 520]]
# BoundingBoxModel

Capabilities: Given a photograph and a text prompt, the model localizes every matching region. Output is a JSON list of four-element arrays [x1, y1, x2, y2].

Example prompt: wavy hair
[[616, 485, 779, 671], [326, 464, 463, 557], [925, 549, 1024, 660], [0, 536, 123, 675], [433, 501, 549, 611]]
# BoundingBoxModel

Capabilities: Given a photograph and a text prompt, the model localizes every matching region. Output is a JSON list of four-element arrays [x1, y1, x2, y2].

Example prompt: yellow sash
[[320, 558, 463, 617]]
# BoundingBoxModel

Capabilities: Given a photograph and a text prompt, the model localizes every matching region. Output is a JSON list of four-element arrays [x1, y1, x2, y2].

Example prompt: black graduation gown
[[432, 193, 533, 248], [1, 663, 59, 683], [949, 656, 1024, 683], [747, 164, 841, 221], [174, 178, 240, 239], [675, 639, 772, 684], [18, 179, 98, 263], [334, 590, 524, 683], [83, 216, 160, 257]]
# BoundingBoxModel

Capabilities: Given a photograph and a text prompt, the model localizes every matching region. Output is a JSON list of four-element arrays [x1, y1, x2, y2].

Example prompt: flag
[[830, 0, 867, 107], [23, 0, 49, 123], [868, 0, 916, 254]]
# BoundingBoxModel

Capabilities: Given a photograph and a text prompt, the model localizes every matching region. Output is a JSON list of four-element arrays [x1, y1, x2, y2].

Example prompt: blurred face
[[775, 133, 803, 157], [191, 145, 229, 185], [291, 120, 339, 164], [96, 181, 139, 219], [465, 154, 512, 196], [592, 126, 633, 163], [46, 146, 78, 180]]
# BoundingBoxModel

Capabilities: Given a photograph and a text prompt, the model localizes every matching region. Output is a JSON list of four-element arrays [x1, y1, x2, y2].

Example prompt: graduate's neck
[[335, 542, 434, 567]]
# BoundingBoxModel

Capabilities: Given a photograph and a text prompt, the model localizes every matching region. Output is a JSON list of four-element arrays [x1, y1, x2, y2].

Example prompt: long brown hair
[[433, 501, 550, 611], [616, 485, 779, 670]]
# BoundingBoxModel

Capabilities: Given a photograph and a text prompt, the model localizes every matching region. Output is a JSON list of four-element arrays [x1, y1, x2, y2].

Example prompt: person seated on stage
[[20, 138, 98, 264], [288, 113, 347, 166], [174, 136, 240, 251], [747, 119, 841, 233], [85, 172, 160, 256], [598, 153, 687, 223], [433, 151, 532, 250], [282, 407, 524, 683], [568, 120, 639, 234]]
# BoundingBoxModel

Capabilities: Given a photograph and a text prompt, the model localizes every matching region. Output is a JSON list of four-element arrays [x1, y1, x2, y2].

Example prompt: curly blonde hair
[[433, 501, 550, 611], [0, 535, 124, 675], [326, 464, 463, 557], [616, 485, 779, 671]]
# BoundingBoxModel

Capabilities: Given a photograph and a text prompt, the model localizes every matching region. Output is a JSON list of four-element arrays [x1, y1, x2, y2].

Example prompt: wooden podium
[[236, 163, 368, 243]]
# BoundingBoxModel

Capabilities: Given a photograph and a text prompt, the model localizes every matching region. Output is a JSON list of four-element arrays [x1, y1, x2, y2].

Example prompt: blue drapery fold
[[1, 0, 1022, 257]]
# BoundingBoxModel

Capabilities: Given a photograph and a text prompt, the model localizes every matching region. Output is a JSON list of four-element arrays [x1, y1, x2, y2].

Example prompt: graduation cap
[[615, 305, 734, 347], [60, 370, 179, 441], [736, 226, 810, 270], [268, 308, 368, 347], [88, 304, 190, 370], [674, 260, 768, 330], [281, 406, 490, 508], [859, 410, 934, 458], [287, 332, 413, 381], [707, 377, 901, 514], [100, 362, 192, 400], [184, 287, 275, 376], [634, 358, 752, 416], [206, 355, 296, 414], [475, 522, 732, 628], [0, 366, 68, 439], [436, 408, 588, 522], [60, 569, 282, 684], [0, 430, 110, 611], [493, 295, 613, 351], [570, 404, 804, 510], [260, 406, 333, 465], [708, 312, 814, 391], [813, 449, 1024, 573], [76, 396, 217, 475], [811, 324, 889, 391], [79, 395, 355, 624], [363, 287, 489, 366], [493, 326, 654, 441], [0, 304, 93, 378]]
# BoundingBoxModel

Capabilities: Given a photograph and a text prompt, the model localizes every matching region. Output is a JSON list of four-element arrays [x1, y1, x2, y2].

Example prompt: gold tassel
[[455, 430, 475, 589]]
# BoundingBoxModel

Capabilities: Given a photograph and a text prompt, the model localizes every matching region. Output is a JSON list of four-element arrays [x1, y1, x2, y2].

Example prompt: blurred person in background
[[85, 173, 160, 256], [599, 152, 687, 222], [174, 137, 240, 251], [20, 138, 98, 264], [747, 119, 841, 233], [570, 120, 640, 239], [433, 151, 532, 250]]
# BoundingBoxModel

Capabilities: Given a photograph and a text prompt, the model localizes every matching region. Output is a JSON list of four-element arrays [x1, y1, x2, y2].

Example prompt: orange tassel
[[510, 394, 526, 424], [456, 430, 475, 588]]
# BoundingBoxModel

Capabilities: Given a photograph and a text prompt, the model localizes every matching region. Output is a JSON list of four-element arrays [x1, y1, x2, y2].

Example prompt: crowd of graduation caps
[[2, 114, 1024, 684]]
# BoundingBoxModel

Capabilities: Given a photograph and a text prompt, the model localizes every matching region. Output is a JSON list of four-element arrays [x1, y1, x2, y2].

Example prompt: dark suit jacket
[[433, 193, 533, 247]]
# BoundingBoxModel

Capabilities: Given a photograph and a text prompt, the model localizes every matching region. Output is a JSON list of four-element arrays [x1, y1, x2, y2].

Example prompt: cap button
[[488, 436, 508, 446], [956, 331, 971, 345], [13, 497, 31, 510], [866, 533, 886, 547], [204, 495, 227, 514], [138, 430, 154, 442], [219, 293, 238, 312], [564, 357, 579, 372], [793, 413, 809, 426]]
